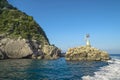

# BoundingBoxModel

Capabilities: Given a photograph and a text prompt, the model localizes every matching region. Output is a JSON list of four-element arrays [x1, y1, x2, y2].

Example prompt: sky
[[8, 0, 120, 53]]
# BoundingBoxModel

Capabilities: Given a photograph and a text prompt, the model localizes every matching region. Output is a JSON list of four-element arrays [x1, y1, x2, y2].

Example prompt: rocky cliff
[[65, 46, 110, 61], [42, 45, 61, 59], [0, 0, 61, 59]]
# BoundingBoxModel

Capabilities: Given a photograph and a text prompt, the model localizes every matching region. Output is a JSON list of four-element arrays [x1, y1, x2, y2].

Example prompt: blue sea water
[[0, 54, 120, 80]]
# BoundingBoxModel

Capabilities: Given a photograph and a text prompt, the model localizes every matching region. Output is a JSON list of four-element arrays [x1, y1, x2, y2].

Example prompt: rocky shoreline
[[0, 35, 110, 61], [0, 37, 110, 61], [65, 46, 110, 61], [0, 0, 110, 61], [0, 37, 61, 60]]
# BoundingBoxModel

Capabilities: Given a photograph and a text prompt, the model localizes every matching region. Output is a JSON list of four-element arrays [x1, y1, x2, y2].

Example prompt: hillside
[[0, 0, 49, 46], [0, 0, 62, 60]]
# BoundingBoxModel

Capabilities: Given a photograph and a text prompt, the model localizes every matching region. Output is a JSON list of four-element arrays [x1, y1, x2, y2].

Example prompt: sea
[[0, 54, 120, 80]]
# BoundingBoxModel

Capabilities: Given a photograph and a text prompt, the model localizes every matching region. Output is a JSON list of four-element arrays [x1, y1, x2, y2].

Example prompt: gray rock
[[39, 45, 42, 49], [65, 46, 110, 61], [31, 49, 44, 59], [31, 54, 37, 59], [37, 56, 44, 59], [31, 40, 39, 49], [0, 50, 4, 60], [0, 38, 61, 60], [0, 43, 2, 46], [0, 38, 33, 58], [42, 45, 61, 59]]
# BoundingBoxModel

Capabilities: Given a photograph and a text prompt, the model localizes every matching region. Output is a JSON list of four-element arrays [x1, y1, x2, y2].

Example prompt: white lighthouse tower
[[85, 34, 91, 47]]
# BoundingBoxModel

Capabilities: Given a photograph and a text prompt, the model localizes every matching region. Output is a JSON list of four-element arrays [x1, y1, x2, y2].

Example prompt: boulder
[[42, 45, 61, 59], [0, 38, 33, 58], [0, 50, 4, 60], [31, 49, 44, 59], [65, 46, 110, 61]]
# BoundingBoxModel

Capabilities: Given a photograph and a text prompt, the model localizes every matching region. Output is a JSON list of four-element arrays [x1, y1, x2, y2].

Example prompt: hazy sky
[[8, 0, 120, 53]]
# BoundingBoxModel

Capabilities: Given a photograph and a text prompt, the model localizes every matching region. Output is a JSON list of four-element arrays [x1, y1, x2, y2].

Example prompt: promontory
[[0, 0, 61, 60]]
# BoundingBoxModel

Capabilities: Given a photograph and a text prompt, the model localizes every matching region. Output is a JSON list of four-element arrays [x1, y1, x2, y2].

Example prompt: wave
[[82, 59, 120, 80]]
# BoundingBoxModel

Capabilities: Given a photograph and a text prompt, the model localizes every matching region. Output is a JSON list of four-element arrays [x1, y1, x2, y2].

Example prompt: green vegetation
[[0, 0, 49, 45], [0, 0, 16, 10]]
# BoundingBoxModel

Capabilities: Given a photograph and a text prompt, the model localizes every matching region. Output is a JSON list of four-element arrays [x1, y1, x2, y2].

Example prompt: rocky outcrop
[[0, 38, 33, 58], [29, 40, 44, 59], [65, 46, 110, 61], [42, 45, 61, 59], [27, 40, 61, 59], [0, 38, 61, 59]]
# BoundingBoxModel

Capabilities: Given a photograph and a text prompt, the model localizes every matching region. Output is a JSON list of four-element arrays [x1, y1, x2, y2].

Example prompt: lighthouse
[[85, 34, 91, 47]]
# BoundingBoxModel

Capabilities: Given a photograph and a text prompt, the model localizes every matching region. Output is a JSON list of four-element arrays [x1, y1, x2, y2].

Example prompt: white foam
[[82, 59, 120, 80]]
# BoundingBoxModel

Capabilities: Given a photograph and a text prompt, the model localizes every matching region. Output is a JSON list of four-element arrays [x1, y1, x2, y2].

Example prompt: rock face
[[42, 45, 61, 59], [0, 50, 4, 60], [0, 38, 33, 58], [65, 46, 110, 61], [0, 38, 61, 59]]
